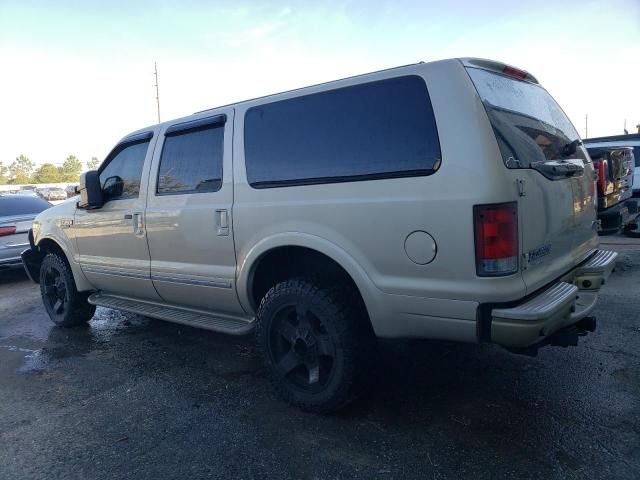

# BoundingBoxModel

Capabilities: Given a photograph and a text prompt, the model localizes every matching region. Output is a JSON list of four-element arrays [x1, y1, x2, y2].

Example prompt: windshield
[[467, 67, 586, 168]]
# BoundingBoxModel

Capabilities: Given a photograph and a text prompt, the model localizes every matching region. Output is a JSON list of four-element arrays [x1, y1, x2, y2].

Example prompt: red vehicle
[[586, 146, 638, 235]]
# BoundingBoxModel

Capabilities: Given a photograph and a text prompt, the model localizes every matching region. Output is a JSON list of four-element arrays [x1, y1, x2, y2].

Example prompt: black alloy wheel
[[39, 253, 96, 327], [268, 303, 337, 393], [255, 278, 373, 413]]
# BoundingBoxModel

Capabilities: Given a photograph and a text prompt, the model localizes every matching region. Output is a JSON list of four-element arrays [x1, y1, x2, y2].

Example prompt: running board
[[88, 293, 254, 335]]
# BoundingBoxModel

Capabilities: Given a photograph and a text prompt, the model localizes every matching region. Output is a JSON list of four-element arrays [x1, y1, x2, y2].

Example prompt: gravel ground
[[0, 241, 638, 480]]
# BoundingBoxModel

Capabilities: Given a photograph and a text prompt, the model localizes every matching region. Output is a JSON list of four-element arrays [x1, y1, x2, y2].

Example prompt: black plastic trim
[[250, 169, 437, 189], [165, 115, 226, 136], [122, 131, 153, 144]]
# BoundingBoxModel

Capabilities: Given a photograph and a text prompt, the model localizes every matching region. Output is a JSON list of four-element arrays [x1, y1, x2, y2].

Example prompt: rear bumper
[[490, 249, 617, 349]]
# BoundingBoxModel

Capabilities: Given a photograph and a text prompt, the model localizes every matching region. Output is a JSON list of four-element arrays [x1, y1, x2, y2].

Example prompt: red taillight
[[502, 65, 528, 80], [474, 203, 518, 276], [594, 159, 607, 195], [0, 226, 17, 237]]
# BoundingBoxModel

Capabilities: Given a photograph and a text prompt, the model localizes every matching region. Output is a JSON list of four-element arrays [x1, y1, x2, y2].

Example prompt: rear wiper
[[562, 139, 582, 157], [531, 159, 584, 180]]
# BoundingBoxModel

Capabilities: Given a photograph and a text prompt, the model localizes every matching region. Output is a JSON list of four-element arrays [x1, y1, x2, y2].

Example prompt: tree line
[[0, 155, 101, 185]]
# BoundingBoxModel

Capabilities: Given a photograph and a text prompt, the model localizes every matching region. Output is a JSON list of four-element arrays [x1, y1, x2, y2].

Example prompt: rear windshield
[[0, 196, 51, 217], [467, 67, 586, 168]]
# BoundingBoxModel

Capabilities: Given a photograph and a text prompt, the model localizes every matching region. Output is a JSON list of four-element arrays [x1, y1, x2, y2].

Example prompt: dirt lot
[[0, 240, 639, 480]]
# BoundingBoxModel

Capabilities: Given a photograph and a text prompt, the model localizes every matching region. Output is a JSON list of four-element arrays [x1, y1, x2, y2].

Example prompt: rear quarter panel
[[232, 60, 528, 336]]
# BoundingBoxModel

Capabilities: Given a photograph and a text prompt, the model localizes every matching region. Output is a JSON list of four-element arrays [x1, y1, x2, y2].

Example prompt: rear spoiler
[[459, 58, 539, 84]]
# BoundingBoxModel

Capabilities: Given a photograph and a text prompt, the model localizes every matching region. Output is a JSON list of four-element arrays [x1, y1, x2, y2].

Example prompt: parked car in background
[[10, 190, 39, 197], [0, 194, 51, 269], [65, 184, 79, 198], [585, 145, 638, 235], [22, 58, 616, 412], [585, 133, 640, 196], [41, 187, 68, 201]]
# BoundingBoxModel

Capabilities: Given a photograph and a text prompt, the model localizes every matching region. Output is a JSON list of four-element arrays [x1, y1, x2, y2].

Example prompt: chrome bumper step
[[572, 249, 618, 291], [492, 282, 578, 322], [574, 250, 618, 276]]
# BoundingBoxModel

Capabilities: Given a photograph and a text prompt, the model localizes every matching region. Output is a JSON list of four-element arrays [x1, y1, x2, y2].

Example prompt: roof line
[[192, 61, 425, 115]]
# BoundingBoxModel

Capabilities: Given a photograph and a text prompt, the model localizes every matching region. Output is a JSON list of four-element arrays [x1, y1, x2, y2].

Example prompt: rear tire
[[255, 278, 373, 413], [39, 253, 96, 327]]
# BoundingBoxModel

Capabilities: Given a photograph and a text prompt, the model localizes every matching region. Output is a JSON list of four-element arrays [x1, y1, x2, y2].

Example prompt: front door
[[74, 131, 161, 301], [144, 109, 244, 316]]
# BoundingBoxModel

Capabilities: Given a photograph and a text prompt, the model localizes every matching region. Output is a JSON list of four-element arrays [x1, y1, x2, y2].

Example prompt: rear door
[[466, 67, 598, 294], [144, 109, 244, 316]]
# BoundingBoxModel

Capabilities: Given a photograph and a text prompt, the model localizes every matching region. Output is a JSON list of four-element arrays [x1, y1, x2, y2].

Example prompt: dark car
[[0, 194, 51, 269], [586, 146, 638, 235]]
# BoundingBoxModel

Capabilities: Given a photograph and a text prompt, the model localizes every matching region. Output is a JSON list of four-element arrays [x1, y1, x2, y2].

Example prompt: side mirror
[[77, 170, 104, 209]]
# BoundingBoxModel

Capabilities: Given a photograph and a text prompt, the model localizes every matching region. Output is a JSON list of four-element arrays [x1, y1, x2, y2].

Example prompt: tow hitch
[[510, 316, 597, 357]]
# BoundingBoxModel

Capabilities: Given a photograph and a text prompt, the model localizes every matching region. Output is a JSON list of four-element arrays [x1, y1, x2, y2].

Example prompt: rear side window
[[99, 140, 150, 199], [467, 67, 586, 168], [0, 196, 51, 216], [633, 147, 640, 168], [244, 75, 441, 188], [157, 124, 224, 195]]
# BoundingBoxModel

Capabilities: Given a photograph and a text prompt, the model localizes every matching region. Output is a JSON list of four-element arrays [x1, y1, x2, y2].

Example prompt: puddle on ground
[[1, 307, 150, 374]]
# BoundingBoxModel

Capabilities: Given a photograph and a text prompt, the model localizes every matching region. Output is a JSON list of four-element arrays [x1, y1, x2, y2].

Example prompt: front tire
[[39, 253, 96, 327], [255, 279, 373, 413]]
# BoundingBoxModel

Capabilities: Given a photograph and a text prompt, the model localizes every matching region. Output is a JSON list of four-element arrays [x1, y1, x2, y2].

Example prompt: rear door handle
[[216, 209, 229, 236], [132, 212, 145, 236]]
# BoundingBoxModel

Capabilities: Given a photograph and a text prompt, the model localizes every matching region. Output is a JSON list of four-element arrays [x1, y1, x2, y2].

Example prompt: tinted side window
[[99, 141, 149, 200], [0, 196, 51, 216], [157, 125, 224, 195], [244, 75, 441, 188]]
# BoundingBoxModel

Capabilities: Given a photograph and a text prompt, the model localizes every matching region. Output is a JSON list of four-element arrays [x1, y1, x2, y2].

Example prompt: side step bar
[[88, 293, 254, 335]]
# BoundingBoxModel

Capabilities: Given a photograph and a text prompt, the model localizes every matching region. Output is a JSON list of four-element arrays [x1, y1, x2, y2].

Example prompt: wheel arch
[[237, 233, 385, 334], [36, 235, 93, 292]]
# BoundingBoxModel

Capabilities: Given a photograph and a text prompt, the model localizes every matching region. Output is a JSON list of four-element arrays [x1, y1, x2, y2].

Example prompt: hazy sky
[[1, 0, 638, 167]]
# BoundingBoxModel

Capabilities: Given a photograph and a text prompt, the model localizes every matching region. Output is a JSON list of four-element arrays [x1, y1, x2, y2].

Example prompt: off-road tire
[[39, 253, 96, 327], [255, 278, 374, 413]]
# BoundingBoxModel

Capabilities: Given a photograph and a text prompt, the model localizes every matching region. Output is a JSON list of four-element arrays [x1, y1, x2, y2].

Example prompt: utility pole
[[153, 62, 161, 123], [585, 114, 588, 139]]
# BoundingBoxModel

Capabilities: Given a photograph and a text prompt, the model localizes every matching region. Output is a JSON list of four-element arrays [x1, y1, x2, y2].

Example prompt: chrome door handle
[[216, 209, 229, 236], [132, 212, 145, 236]]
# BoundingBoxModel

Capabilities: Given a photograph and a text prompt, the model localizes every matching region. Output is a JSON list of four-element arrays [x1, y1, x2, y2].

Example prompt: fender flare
[[36, 233, 93, 292], [236, 232, 387, 329]]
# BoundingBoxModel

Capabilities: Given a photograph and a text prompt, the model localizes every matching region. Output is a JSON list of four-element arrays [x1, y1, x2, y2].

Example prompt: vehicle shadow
[[0, 267, 29, 285], [24, 309, 630, 478]]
